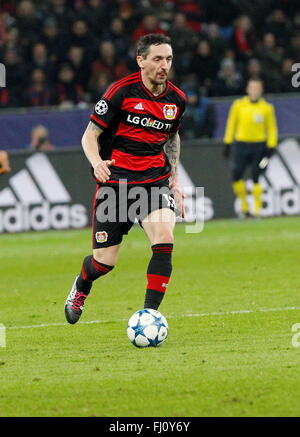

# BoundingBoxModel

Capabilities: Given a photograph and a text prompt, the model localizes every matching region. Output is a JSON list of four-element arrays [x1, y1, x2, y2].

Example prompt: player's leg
[[141, 207, 176, 310], [232, 142, 250, 216], [65, 244, 121, 324], [65, 184, 124, 324], [251, 142, 265, 217]]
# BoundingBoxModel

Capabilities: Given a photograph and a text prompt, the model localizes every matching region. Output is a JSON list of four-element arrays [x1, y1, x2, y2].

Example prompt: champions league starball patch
[[95, 100, 108, 115]]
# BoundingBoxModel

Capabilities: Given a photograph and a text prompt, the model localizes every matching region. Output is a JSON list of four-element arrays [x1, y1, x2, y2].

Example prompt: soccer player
[[65, 34, 186, 324], [223, 78, 278, 217]]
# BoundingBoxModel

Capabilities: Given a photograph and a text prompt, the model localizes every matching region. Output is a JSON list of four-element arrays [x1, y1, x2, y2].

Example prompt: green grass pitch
[[0, 216, 300, 417]]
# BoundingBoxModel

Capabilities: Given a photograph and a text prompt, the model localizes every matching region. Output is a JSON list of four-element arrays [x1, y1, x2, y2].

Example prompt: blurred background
[[0, 0, 300, 230]]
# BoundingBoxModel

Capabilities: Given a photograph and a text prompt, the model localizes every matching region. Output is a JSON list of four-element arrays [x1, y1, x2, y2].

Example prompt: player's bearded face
[[139, 44, 173, 85]]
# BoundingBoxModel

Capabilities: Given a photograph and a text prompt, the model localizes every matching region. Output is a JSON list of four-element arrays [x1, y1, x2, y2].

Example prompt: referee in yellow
[[223, 78, 278, 217]]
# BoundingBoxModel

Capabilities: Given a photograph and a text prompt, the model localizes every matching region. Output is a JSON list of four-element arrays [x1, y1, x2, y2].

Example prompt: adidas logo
[[0, 153, 88, 232], [235, 138, 300, 217], [134, 102, 144, 110]]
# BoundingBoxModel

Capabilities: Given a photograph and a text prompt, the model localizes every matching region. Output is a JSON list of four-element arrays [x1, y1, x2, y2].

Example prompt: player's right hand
[[93, 159, 115, 183]]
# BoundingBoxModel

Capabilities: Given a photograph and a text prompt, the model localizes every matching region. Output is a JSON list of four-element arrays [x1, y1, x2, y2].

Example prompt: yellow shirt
[[223, 96, 278, 147]]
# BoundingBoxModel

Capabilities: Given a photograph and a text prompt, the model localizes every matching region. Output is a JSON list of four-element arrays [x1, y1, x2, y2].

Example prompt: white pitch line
[[5, 306, 300, 330]]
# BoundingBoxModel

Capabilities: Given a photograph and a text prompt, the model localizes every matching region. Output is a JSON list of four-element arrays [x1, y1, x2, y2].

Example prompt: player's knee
[[153, 229, 174, 245], [93, 248, 119, 267]]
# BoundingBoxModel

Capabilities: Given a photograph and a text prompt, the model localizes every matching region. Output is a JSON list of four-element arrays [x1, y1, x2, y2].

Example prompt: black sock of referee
[[144, 243, 173, 310], [76, 255, 114, 295]]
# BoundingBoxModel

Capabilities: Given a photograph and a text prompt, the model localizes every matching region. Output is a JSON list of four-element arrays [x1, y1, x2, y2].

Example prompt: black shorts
[[92, 180, 176, 248], [232, 141, 266, 182]]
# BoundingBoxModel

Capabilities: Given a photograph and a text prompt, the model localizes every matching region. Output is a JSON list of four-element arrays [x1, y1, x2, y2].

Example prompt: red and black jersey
[[90, 71, 186, 185]]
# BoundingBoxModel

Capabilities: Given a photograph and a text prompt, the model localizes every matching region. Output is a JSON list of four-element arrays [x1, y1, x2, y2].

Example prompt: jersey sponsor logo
[[126, 114, 172, 131], [95, 99, 108, 115], [0, 153, 88, 233], [134, 102, 144, 110], [95, 231, 108, 243], [163, 104, 177, 120]]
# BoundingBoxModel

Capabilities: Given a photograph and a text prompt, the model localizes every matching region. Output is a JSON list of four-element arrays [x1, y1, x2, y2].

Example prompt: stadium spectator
[[4, 27, 19, 52], [3, 48, 28, 98], [265, 8, 292, 47], [30, 43, 56, 82], [189, 39, 219, 87], [279, 58, 296, 92], [245, 58, 263, 82], [91, 40, 129, 81], [47, 0, 75, 31], [15, 1, 41, 48], [88, 71, 110, 103], [102, 17, 131, 60], [76, 0, 107, 35], [168, 13, 197, 76], [181, 88, 216, 140], [206, 23, 227, 58], [56, 64, 85, 107], [24, 68, 53, 106], [205, 0, 238, 38], [213, 58, 245, 97], [67, 19, 97, 54], [131, 13, 167, 44], [288, 31, 300, 60], [232, 15, 256, 61], [67, 46, 90, 87], [41, 17, 66, 63], [29, 125, 55, 151], [255, 33, 282, 92], [176, 0, 204, 32]]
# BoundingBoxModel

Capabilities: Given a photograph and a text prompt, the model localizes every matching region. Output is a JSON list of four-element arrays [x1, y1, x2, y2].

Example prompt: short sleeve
[[90, 86, 123, 130], [170, 99, 186, 133]]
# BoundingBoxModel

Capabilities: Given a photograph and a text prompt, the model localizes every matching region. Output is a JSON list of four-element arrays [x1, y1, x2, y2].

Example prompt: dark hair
[[136, 33, 172, 58], [247, 78, 264, 86]]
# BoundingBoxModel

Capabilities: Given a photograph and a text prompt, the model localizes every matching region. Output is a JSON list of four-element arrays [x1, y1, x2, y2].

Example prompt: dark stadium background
[[1, 0, 300, 226]]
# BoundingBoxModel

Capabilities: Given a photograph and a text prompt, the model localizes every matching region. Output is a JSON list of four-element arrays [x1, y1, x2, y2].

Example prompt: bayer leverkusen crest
[[95, 231, 108, 243], [163, 104, 177, 120]]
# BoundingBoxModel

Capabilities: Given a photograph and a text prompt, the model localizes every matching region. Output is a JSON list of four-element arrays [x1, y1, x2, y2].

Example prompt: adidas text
[[0, 202, 87, 232]]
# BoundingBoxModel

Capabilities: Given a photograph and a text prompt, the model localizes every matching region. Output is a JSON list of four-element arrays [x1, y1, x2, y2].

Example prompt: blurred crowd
[[0, 0, 299, 139]]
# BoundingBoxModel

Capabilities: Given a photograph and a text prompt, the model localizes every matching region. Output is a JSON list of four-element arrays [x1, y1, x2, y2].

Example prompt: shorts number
[[163, 193, 176, 208]]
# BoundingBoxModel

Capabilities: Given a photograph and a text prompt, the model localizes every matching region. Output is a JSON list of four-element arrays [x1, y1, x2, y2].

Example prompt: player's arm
[[81, 121, 115, 183], [165, 131, 185, 217], [223, 100, 239, 157], [266, 105, 278, 150], [165, 131, 180, 185]]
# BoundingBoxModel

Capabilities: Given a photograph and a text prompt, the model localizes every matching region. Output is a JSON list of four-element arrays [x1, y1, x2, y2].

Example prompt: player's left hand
[[259, 147, 275, 170], [170, 181, 185, 218]]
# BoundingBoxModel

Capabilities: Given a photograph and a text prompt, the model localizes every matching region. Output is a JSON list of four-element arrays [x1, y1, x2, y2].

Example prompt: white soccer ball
[[127, 308, 169, 348]]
